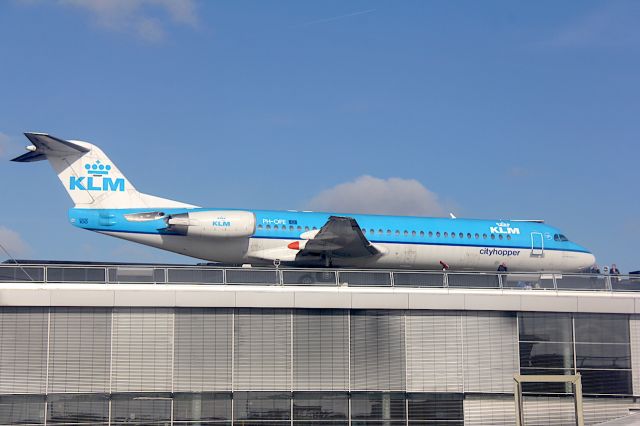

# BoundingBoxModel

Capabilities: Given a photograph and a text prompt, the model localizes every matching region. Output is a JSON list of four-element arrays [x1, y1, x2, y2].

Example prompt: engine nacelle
[[167, 210, 256, 238]]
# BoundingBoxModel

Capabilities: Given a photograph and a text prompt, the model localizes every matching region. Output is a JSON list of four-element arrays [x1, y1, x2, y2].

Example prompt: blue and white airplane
[[12, 133, 596, 272]]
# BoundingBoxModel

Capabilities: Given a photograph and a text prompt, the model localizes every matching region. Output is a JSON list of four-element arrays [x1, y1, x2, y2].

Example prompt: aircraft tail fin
[[12, 132, 196, 209]]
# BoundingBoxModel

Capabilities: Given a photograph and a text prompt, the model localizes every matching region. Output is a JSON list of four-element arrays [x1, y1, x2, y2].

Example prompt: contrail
[[295, 9, 377, 27]]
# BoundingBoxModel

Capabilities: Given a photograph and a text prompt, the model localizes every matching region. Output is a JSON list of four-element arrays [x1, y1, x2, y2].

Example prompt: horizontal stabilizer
[[11, 132, 89, 162]]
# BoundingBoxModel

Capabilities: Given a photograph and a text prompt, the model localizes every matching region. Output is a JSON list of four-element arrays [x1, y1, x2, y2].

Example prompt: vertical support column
[[514, 379, 524, 426], [574, 374, 585, 426]]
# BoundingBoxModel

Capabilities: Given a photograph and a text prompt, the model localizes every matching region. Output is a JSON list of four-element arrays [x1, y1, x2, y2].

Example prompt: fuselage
[[69, 207, 595, 272]]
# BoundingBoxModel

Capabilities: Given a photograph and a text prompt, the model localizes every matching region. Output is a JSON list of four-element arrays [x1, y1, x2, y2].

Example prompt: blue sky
[[0, 0, 638, 270]]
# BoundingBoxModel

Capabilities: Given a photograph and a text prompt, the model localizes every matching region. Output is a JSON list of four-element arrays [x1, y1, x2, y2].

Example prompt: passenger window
[[297, 226, 302, 231], [289, 226, 294, 231], [459, 232, 464, 239], [312, 226, 317, 230], [266, 225, 271, 230], [305, 226, 309, 231], [436, 232, 441, 238], [404, 230, 409, 236], [419, 231, 425, 237], [412, 230, 416, 236], [444, 232, 448, 238], [499, 234, 503, 240], [395, 230, 400, 236], [370, 229, 374, 235], [483, 233, 487, 239], [491, 234, 495, 240], [257, 224, 263, 229], [429, 231, 433, 237], [466, 233, 471, 239], [451, 232, 456, 239], [474, 233, 479, 239], [387, 229, 392, 235], [507, 235, 511, 240], [274, 225, 279, 230], [362, 228, 366, 234]]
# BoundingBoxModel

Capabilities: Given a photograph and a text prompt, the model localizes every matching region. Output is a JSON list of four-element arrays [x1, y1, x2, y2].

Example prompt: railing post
[[443, 272, 448, 288], [605, 275, 612, 291], [498, 273, 503, 289], [390, 272, 395, 287], [222, 268, 227, 285], [553, 274, 558, 291]]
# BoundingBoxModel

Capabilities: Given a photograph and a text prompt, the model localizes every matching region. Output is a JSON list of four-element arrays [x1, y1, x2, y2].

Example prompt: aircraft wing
[[297, 216, 379, 259]]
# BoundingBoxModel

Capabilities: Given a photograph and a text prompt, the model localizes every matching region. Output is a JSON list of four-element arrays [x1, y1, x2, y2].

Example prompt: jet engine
[[166, 210, 256, 238]]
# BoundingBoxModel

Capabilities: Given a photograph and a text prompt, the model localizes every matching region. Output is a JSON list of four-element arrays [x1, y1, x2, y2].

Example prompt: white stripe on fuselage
[[102, 232, 594, 272]]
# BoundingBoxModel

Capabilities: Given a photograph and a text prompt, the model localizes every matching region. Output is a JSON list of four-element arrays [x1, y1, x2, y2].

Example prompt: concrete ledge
[[50, 289, 115, 306], [0, 288, 51, 306], [408, 292, 465, 310], [351, 292, 409, 309], [464, 294, 521, 311], [294, 291, 351, 309], [113, 289, 176, 306], [235, 289, 295, 308], [520, 295, 578, 312], [175, 290, 236, 307], [576, 295, 635, 314]]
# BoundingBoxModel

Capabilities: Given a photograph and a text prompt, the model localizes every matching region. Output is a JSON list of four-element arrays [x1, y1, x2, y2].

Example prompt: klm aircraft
[[12, 133, 596, 272]]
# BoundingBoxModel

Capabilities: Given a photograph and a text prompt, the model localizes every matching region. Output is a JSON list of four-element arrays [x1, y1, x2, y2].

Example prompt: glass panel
[[173, 393, 231, 422], [0, 266, 44, 282], [108, 267, 159, 283], [351, 393, 405, 420], [110, 393, 172, 425], [167, 269, 224, 284], [555, 275, 607, 291], [502, 274, 554, 290], [233, 392, 291, 421], [0, 394, 45, 425], [46, 393, 108, 425], [612, 277, 640, 292], [518, 313, 573, 342], [579, 369, 632, 395], [393, 272, 444, 287], [447, 273, 500, 288], [226, 269, 279, 285], [520, 368, 575, 394], [407, 393, 463, 421], [293, 422, 348, 426], [574, 314, 630, 343], [338, 271, 391, 286], [282, 270, 337, 286], [519, 342, 574, 369], [575, 344, 631, 369], [293, 393, 348, 420], [46, 267, 105, 283]]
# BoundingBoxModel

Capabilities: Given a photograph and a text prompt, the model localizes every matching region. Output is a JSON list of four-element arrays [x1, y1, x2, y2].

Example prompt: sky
[[0, 0, 638, 270]]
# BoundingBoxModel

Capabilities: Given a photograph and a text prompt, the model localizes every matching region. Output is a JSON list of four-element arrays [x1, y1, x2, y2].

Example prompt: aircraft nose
[[581, 252, 596, 269]]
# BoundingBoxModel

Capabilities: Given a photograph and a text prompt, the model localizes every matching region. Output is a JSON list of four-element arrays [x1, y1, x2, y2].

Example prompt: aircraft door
[[530, 232, 544, 256]]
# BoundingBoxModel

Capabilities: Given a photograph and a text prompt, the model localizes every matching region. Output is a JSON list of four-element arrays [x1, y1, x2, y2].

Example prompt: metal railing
[[0, 263, 638, 292]]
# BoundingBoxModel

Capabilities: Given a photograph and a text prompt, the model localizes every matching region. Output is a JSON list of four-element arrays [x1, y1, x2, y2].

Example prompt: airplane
[[11, 133, 596, 272]]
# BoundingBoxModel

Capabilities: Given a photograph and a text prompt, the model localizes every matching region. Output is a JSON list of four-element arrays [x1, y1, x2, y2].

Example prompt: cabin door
[[530, 232, 544, 256]]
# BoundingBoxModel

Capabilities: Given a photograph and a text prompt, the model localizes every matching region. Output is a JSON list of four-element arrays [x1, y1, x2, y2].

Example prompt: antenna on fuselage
[[449, 213, 457, 219]]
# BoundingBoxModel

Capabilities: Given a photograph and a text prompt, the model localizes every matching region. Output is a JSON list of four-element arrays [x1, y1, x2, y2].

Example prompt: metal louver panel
[[0, 307, 48, 394], [293, 309, 349, 391], [522, 396, 577, 424], [234, 308, 291, 391], [406, 311, 463, 392], [463, 395, 515, 425], [583, 397, 636, 424], [463, 312, 518, 393], [48, 307, 111, 393], [629, 316, 640, 395], [111, 308, 173, 392], [350, 310, 405, 391], [174, 308, 232, 392]]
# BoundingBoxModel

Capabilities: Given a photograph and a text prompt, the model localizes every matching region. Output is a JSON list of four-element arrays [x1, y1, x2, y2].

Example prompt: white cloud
[[306, 175, 446, 217], [549, 1, 640, 48], [56, 0, 198, 42], [0, 226, 31, 258]]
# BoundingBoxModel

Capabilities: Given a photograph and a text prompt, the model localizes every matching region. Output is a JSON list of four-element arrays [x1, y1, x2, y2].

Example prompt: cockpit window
[[554, 234, 569, 242]]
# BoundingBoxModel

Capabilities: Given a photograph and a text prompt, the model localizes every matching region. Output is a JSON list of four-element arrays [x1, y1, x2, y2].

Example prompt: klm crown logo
[[69, 160, 125, 192], [85, 160, 112, 176]]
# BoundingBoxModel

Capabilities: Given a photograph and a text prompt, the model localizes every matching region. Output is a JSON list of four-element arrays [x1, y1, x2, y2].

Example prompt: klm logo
[[69, 160, 125, 192], [213, 220, 231, 227], [489, 222, 520, 235]]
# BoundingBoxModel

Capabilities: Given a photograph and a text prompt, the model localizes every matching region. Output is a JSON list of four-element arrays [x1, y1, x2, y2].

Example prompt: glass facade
[[518, 312, 633, 395], [0, 307, 637, 424]]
